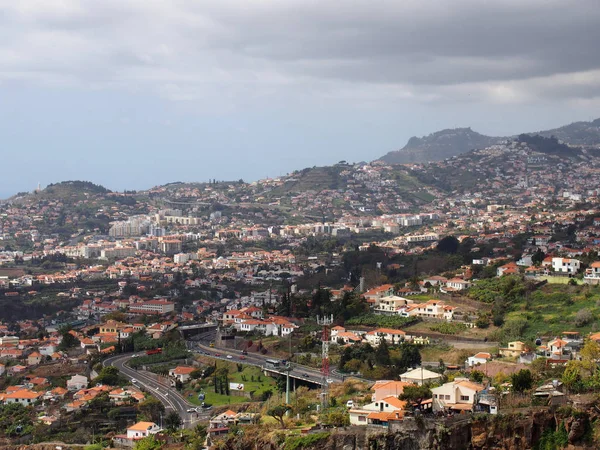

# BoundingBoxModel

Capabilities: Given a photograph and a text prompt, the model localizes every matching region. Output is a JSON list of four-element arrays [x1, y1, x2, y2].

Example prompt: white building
[[584, 261, 600, 284], [466, 352, 491, 367], [552, 257, 581, 274], [126, 421, 161, 440], [364, 328, 410, 345], [400, 300, 455, 321], [399, 367, 443, 386], [431, 379, 485, 412], [349, 396, 406, 426], [373, 296, 413, 315], [67, 374, 88, 391], [129, 300, 175, 315]]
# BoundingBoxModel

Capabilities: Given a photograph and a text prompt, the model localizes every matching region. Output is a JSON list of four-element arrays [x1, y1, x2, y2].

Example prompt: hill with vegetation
[[379, 127, 501, 164], [378, 118, 600, 164], [534, 118, 600, 146]]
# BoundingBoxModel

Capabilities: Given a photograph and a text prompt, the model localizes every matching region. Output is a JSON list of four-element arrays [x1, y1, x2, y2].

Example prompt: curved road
[[103, 353, 210, 428], [190, 341, 345, 384]]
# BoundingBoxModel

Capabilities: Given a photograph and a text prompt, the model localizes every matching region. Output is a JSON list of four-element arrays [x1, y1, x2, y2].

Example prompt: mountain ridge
[[378, 118, 600, 164]]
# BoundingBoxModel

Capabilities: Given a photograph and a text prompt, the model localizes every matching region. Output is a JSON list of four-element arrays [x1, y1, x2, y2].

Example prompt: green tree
[[58, 329, 80, 351], [268, 404, 291, 429], [133, 436, 162, 450], [375, 338, 391, 366], [511, 369, 533, 393], [399, 384, 432, 404], [93, 366, 125, 386], [138, 397, 165, 423], [437, 236, 459, 254], [321, 409, 350, 427], [165, 411, 182, 431]]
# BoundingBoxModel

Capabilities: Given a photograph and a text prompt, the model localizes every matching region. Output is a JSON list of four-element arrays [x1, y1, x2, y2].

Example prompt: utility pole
[[317, 314, 333, 409]]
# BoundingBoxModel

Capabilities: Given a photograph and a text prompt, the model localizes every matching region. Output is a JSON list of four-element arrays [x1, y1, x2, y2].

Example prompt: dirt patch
[[33, 362, 87, 378], [0, 268, 25, 278]]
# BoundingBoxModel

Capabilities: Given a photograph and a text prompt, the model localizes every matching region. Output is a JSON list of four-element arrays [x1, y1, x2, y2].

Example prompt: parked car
[[346, 400, 354, 409]]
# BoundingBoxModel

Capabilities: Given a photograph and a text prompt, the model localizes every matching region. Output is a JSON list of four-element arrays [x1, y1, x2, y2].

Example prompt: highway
[[189, 340, 345, 385], [103, 353, 211, 428]]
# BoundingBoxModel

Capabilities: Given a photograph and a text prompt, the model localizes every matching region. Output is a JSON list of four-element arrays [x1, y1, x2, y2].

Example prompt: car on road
[[156, 387, 160, 391], [131, 378, 137, 384], [214, 353, 221, 357], [239, 355, 246, 360], [241, 350, 248, 355], [226, 355, 233, 359], [326, 379, 334, 384], [187, 408, 196, 413]]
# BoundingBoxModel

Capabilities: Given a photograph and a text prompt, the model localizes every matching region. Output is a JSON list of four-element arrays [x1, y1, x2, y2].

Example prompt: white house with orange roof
[[349, 396, 407, 426], [547, 338, 569, 359], [169, 366, 196, 383], [4, 389, 42, 406], [584, 261, 600, 285], [400, 300, 455, 321], [444, 278, 472, 291], [27, 351, 43, 366], [363, 284, 395, 304], [551, 257, 581, 274], [364, 328, 410, 346], [373, 295, 414, 315], [371, 380, 413, 401], [431, 379, 485, 412], [126, 421, 161, 440], [467, 352, 492, 367], [209, 409, 238, 437], [334, 331, 363, 345]]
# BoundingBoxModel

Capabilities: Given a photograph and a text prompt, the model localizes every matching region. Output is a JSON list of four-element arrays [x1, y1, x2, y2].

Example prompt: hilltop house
[[363, 284, 395, 304], [126, 421, 161, 440], [349, 396, 406, 426], [371, 381, 413, 401], [399, 367, 443, 385], [67, 374, 88, 391], [169, 366, 196, 384], [431, 379, 485, 413], [373, 296, 413, 315], [499, 341, 529, 358], [466, 352, 491, 367], [551, 257, 581, 275], [364, 328, 410, 346], [400, 300, 455, 321], [584, 261, 600, 285]]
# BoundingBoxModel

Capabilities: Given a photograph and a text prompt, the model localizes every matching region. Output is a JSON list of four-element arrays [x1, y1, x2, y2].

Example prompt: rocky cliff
[[220, 407, 599, 450]]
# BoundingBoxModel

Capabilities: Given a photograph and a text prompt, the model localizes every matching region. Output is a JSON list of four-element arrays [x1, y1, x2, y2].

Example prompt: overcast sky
[[1, 0, 599, 197]]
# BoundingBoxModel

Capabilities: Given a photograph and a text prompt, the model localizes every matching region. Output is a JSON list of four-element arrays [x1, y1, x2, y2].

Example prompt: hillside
[[6, 181, 148, 239], [535, 118, 600, 146], [378, 118, 600, 164], [379, 127, 501, 164]]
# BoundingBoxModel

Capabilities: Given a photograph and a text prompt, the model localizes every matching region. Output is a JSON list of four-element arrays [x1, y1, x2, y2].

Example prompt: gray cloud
[[0, 0, 599, 104]]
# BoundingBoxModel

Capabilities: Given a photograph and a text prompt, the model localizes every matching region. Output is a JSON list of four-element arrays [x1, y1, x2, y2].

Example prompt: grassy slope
[[505, 284, 600, 339], [186, 363, 277, 407]]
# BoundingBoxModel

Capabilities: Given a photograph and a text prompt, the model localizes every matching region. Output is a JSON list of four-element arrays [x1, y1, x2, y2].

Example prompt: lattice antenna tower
[[317, 314, 334, 408]]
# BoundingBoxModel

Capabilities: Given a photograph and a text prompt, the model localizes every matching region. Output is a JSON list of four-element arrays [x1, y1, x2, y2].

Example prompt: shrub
[[575, 308, 593, 327]]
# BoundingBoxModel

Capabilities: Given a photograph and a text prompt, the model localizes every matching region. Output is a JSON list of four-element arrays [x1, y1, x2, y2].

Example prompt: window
[[460, 395, 469, 401], [359, 416, 366, 422], [433, 394, 437, 398], [445, 395, 451, 400]]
